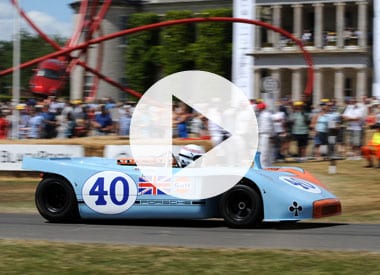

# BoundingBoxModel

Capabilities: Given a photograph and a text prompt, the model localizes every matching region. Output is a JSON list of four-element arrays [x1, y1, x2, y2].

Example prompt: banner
[[1, 145, 84, 171], [232, 0, 255, 99]]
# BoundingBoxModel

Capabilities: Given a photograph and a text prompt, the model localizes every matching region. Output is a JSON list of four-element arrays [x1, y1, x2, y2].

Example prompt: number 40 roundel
[[82, 171, 138, 214]]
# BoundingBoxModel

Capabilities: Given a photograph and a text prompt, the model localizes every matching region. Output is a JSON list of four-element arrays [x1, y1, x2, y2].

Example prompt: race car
[[29, 59, 67, 97], [22, 146, 341, 228]]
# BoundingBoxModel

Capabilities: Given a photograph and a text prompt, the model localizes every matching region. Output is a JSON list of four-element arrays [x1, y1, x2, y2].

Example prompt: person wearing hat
[[289, 101, 311, 162], [361, 123, 380, 168], [257, 102, 274, 167], [310, 102, 330, 160]]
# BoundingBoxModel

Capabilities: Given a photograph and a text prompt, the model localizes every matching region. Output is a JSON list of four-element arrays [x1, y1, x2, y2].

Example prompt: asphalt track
[[1, 214, 380, 251]]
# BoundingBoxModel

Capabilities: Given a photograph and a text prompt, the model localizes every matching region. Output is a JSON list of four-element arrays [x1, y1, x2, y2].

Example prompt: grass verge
[[0, 180, 36, 213], [0, 240, 379, 274]]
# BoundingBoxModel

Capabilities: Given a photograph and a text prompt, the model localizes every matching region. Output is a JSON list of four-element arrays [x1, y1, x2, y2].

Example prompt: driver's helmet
[[178, 144, 205, 167]]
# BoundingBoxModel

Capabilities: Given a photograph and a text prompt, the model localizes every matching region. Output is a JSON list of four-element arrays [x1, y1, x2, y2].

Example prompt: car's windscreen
[[37, 69, 60, 80]]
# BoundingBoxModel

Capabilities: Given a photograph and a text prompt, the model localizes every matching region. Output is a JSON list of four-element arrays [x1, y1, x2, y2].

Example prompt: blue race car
[[22, 151, 341, 228]]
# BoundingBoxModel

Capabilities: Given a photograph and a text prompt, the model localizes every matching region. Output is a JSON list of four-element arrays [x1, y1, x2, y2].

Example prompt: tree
[[191, 8, 232, 79], [125, 13, 160, 94], [159, 10, 195, 76]]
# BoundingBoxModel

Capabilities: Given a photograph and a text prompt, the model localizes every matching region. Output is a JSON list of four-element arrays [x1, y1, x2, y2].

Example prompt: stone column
[[313, 3, 324, 48], [255, 6, 262, 49], [292, 4, 303, 39], [271, 69, 281, 111], [356, 67, 367, 99], [271, 69, 281, 91], [291, 68, 302, 101], [70, 63, 84, 100], [357, 1, 368, 48], [313, 68, 322, 106], [335, 2, 345, 48], [70, 12, 84, 100], [334, 68, 345, 105], [272, 5, 282, 49], [254, 69, 261, 99]]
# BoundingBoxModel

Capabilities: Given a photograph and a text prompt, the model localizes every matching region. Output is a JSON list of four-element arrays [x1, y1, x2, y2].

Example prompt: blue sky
[[0, 0, 74, 41]]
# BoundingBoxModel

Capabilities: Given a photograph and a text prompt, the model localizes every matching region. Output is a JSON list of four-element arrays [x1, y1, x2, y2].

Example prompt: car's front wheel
[[35, 177, 79, 222], [220, 184, 262, 228]]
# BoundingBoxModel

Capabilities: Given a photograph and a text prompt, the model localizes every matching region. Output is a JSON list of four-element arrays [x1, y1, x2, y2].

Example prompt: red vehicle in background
[[29, 59, 67, 97]]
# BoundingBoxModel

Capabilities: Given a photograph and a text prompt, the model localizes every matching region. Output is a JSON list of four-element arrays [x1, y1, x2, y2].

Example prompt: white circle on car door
[[82, 171, 137, 214]]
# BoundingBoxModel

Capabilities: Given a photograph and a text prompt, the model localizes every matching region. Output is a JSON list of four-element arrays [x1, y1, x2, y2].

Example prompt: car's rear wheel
[[35, 177, 79, 222], [220, 184, 262, 228]]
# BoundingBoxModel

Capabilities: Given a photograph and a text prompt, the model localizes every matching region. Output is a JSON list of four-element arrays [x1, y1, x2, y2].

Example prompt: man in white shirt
[[271, 109, 286, 161], [343, 98, 364, 159], [257, 102, 274, 167]]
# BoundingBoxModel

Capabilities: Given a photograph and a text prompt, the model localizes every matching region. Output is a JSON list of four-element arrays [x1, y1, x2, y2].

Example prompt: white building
[[253, 0, 372, 106], [70, 0, 373, 106]]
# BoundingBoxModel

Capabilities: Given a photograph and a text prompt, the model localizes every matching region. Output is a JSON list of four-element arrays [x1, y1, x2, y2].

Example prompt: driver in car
[[178, 144, 205, 167]]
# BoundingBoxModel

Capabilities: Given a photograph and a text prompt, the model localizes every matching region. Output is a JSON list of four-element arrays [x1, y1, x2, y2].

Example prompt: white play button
[[130, 70, 258, 199]]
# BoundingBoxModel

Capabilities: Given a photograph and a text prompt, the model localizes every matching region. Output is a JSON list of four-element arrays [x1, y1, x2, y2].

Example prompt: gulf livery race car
[[22, 151, 341, 228]]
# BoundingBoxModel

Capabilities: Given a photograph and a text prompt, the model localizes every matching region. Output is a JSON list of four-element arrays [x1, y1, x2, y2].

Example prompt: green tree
[[125, 12, 160, 94], [0, 40, 13, 95], [191, 8, 232, 79], [159, 10, 195, 76]]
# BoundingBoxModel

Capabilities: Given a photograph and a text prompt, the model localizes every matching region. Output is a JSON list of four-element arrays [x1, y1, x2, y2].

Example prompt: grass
[[0, 240, 379, 274], [0, 179, 36, 213]]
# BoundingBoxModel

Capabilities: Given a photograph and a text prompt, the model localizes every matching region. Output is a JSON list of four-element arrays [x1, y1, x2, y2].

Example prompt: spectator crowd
[[0, 96, 133, 140], [253, 95, 380, 168], [1, 95, 380, 168]]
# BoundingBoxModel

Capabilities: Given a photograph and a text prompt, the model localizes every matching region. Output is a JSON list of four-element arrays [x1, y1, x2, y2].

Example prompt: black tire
[[35, 177, 79, 222], [220, 184, 263, 228]]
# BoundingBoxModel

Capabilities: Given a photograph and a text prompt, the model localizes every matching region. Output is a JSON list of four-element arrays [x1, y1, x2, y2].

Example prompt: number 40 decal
[[90, 176, 129, 206], [82, 171, 138, 214]]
